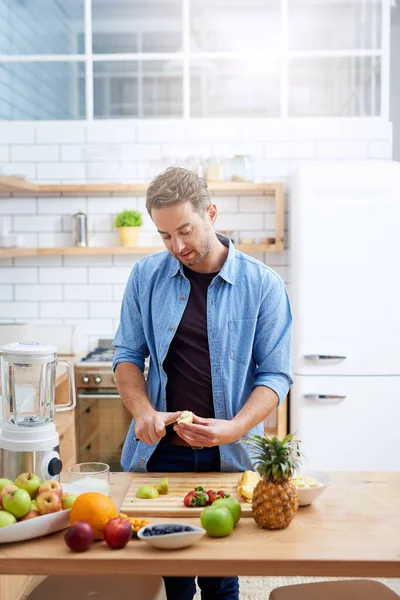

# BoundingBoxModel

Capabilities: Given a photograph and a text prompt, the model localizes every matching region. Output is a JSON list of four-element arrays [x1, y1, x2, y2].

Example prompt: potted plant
[[114, 209, 143, 247]]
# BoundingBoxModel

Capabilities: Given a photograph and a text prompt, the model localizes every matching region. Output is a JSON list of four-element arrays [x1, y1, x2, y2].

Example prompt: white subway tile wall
[[0, 118, 392, 349]]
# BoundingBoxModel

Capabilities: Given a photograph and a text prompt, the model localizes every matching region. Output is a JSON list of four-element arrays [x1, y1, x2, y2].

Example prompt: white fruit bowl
[[0, 482, 81, 544], [137, 523, 206, 550], [294, 469, 331, 507]]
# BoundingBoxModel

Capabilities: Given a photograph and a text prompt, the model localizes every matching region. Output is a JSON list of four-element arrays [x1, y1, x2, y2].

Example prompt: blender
[[0, 342, 76, 481]]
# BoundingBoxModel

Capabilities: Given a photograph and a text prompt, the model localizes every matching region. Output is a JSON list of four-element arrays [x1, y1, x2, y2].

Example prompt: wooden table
[[0, 472, 399, 599]]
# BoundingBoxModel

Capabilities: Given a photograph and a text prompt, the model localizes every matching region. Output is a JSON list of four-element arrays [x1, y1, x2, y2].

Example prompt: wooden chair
[[27, 574, 167, 600], [269, 579, 399, 599]]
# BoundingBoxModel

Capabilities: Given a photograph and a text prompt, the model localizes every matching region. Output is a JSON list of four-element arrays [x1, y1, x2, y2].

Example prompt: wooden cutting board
[[119, 472, 253, 518]]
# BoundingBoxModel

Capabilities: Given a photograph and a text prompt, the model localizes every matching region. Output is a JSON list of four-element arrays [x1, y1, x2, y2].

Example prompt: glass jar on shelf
[[230, 155, 254, 182], [205, 157, 224, 182]]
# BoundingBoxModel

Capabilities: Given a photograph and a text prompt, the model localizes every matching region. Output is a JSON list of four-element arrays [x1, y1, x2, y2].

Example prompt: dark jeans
[[147, 441, 240, 600]]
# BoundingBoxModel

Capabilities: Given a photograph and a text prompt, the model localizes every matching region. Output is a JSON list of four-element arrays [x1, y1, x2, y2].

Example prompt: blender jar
[[0, 342, 76, 427]]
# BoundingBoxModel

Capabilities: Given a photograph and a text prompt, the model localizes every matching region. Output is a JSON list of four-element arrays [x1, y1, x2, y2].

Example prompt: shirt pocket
[[228, 318, 257, 365]]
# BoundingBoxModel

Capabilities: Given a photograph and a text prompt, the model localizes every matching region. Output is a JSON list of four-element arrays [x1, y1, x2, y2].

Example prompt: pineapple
[[247, 433, 301, 530]]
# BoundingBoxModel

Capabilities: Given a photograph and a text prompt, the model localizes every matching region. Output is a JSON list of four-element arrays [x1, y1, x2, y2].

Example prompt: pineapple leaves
[[245, 432, 302, 483]]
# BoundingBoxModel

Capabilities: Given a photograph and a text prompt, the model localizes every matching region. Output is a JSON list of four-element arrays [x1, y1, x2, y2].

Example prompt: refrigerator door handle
[[304, 394, 346, 401], [304, 354, 347, 360]]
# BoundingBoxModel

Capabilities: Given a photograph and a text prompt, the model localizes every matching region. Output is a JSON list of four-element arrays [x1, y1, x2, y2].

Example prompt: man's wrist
[[230, 417, 246, 441]]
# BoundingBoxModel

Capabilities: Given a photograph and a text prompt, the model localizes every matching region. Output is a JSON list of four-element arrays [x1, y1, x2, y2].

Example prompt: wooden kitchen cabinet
[[54, 377, 77, 470]]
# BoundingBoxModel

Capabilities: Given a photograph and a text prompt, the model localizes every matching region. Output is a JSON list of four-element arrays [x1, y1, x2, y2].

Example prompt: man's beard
[[180, 227, 213, 267]]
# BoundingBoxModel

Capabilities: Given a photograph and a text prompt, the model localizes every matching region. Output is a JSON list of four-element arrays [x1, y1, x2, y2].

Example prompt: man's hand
[[135, 410, 182, 445], [173, 414, 243, 448]]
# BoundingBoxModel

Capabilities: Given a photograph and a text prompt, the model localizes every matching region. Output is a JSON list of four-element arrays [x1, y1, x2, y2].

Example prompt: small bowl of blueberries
[[137, 523, 206, 550]]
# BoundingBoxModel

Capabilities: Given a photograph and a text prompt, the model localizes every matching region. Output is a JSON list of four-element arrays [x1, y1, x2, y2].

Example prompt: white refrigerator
[[290, 160, 400, 471]]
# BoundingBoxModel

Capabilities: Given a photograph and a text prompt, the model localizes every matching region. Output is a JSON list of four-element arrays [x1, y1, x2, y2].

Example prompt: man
[[112, 167, 292, 600]]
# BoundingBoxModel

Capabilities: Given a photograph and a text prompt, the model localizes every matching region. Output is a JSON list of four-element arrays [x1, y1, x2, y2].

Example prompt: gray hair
[[146, 167, 210, 217]]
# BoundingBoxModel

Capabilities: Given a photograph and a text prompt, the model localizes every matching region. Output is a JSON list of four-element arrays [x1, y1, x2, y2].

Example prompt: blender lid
[[0, 341, 58, 355]]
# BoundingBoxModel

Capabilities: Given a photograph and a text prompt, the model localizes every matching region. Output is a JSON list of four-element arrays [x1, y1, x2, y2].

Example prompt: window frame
[[0, 0, 390, 120]]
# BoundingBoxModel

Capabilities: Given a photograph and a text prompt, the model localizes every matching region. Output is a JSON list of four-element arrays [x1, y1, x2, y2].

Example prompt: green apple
[[0, 479, 14, 493], [200, 505, 234, 538], [211, 497, 242, 526], [2, 488, 31, 519], [0, 510, 17, 528], [15, 472, 41, 499], [61, 493, 77, 510], [0, 485, 18, 509], [31, 500, 37, 510]]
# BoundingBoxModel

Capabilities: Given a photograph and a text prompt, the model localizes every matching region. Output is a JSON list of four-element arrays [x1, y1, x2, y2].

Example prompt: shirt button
[[169, 326, 174, 331], [140, 458, 146, 463], [162, 395, 165, 400], [180, 295, 186, 300]]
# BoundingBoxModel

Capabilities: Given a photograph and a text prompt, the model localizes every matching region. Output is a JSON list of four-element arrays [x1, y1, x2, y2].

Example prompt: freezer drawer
[[290, 375, 400, 471]]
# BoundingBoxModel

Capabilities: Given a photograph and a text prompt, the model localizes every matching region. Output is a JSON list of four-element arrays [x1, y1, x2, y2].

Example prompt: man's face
[[151, 201, 215, 268]]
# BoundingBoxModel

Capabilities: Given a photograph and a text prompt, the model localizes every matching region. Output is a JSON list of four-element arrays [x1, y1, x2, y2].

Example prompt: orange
[[70, 492, 117, 539]]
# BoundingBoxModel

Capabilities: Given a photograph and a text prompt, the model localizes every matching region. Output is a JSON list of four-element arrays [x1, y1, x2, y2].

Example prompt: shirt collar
[[167, 233, 236, 284]]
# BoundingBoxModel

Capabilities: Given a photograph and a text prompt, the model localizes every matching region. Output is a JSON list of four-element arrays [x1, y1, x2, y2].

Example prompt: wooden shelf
[[0, 242, 281, 259], [0, 176, 285, 257], [0, 176, 281, 197]]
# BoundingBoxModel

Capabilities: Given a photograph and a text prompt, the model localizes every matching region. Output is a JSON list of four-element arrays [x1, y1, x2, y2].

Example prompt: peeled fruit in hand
[[38, 480, 63, 500], [0, 485, 18, 509], [136, 485, 159, 499], [62, 493, 78, 510], [103, 517, 132, 549], [176, 410, 194, 424], [36, 491, 62, 515], [2, 488, 31, 519], [0, 510, 17, 528], [200, 505, 234, 538], [70, 492, 117, 540], [157, 477, 168, 495], [15, 472, 41, 499], [64, 521, 94, 552], [212, 497, 242, 526]]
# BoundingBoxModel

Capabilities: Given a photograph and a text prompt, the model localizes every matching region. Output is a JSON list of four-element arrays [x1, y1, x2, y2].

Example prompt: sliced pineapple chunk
[[237, 470, 261, 502], [292, 475, 323, 489]]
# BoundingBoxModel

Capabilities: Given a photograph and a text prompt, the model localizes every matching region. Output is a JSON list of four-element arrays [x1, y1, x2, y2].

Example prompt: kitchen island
[[0, 471, 399, 599]]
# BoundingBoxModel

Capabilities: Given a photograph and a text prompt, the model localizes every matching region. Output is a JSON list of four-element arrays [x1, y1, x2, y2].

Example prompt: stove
[[75, 340, 128, 471], [75, 339, 116, 388]]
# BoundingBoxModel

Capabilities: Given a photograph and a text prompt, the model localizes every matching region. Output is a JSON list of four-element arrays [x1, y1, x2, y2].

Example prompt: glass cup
[[68, 462, 111, 496]]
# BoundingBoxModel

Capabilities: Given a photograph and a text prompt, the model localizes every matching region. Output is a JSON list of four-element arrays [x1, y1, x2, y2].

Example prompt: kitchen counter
[[0, 471, 399, 581]]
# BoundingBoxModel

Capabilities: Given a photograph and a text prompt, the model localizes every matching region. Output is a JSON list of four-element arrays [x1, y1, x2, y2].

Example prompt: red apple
[[18, 509, 41, 521], [61, 492, 78, 510], [103, 517, 132, 549], [64, 521, 94, 552], [0, 485, 18, 509], [36, 491, 61, 515], [38, 480, 63, 500]]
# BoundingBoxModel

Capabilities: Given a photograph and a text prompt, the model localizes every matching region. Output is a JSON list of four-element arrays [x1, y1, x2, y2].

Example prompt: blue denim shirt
[[112, 235, 293, 473]]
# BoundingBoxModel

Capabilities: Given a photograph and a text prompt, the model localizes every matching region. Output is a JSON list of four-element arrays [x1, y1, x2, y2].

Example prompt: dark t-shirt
[[163, 265, 219, 419]]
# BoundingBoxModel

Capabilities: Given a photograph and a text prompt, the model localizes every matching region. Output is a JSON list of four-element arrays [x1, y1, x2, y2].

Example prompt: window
[[0, 0, 387, 120]]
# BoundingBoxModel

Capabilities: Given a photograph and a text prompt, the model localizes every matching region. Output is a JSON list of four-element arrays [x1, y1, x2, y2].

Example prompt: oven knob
[[94, 376, 102, 384], [82, 376, 90, 384]]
